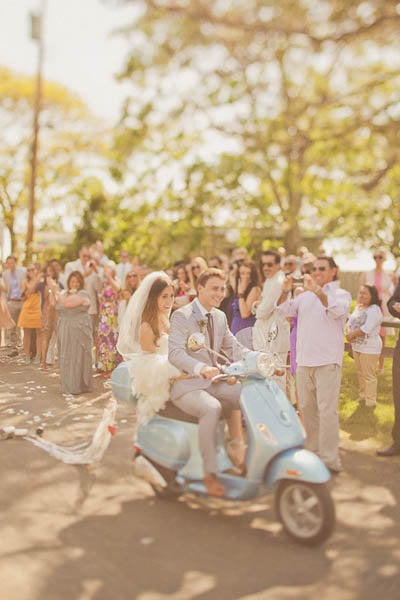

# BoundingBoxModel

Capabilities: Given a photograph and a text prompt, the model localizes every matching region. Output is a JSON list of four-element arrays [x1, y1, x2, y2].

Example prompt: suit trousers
[[172, 381, 241, 474], [296, 364, 342, 471], [391, 341, 400, 445]]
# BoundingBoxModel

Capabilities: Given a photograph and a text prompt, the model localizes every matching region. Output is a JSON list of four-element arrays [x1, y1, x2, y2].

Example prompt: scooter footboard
[[264, 448, 330, 489]]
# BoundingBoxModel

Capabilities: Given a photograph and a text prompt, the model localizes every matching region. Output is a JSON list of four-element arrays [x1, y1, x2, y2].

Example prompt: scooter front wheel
[[275, 480, 335, 546]]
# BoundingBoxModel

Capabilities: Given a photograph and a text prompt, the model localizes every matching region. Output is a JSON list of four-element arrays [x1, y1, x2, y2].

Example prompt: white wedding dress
[[127, 333, 180, 425], [117, 271, 182, 425]]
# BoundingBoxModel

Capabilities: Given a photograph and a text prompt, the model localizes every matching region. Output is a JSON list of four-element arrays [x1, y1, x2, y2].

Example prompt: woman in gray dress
[[56, 270, 93, 395]]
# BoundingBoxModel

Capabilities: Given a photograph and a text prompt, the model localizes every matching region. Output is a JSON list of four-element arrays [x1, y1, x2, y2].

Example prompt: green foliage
[[339, 352, 394, 445], [106, 0, 400, 260], [0, 66, 109, 258]]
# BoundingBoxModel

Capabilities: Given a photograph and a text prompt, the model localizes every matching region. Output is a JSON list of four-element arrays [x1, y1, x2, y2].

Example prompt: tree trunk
[[283, 221, 302, 255]]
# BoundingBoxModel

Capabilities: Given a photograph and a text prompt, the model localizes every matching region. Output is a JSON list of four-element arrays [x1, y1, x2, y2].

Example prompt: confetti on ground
[[140, 537, 154, 545]]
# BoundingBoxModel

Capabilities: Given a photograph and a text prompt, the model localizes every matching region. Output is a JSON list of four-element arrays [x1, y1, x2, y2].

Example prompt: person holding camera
[[276, 256, 351, 473], [252, 249, 290, 392]]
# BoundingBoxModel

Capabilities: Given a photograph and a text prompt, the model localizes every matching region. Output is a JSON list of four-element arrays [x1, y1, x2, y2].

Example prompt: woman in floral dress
[[96, 262, 122, 377]]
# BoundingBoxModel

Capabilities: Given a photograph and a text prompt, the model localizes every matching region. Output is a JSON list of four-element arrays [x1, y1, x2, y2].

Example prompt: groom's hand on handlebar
[[201, 366, 220, 380]]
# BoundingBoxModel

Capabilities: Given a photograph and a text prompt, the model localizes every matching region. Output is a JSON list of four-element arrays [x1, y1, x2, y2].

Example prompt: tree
[[0, 66, 110, 258], [109, 0, 400, 256]]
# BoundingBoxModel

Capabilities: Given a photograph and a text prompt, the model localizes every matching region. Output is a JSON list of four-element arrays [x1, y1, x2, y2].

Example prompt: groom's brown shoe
[[204, 473, 225, 497]]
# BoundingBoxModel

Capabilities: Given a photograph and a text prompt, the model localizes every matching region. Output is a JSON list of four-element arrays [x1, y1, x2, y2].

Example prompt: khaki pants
[[353, 351, 379, 407], [296, 364, 342, 471]]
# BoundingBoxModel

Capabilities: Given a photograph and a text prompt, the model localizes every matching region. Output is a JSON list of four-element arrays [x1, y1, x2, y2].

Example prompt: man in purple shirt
[[277, 256, 351, 473]]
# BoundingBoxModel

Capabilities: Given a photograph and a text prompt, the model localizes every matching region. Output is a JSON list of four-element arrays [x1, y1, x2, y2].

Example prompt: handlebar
[[211, 373, 238, 385]]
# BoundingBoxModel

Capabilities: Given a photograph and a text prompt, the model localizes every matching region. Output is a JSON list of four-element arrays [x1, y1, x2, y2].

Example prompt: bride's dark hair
[[141, 277, 171, 344]]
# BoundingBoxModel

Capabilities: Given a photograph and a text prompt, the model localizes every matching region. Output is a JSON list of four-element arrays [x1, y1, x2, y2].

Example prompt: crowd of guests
[[1, 242, 400, 468]]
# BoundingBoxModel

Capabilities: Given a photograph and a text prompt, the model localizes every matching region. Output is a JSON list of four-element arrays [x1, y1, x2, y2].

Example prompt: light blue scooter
[[111, 335, 335, 545]]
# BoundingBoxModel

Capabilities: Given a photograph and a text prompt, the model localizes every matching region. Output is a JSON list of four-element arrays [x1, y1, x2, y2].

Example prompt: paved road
[[1, 352, 399, 600]]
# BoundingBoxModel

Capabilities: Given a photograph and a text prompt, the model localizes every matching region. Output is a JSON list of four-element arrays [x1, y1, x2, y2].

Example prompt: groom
[[169, 268, 244, 497]]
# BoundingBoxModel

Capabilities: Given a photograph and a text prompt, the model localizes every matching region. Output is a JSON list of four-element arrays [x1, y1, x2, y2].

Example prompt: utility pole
[[26, 1, 46, 261]]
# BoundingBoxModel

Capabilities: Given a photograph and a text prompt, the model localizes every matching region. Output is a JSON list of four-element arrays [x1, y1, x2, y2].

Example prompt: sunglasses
[[127, 274, 138, 278], [262, 262, 275, 268], [312, 266, 327, 272], [192, 265, 200, 270], [27, 268, 35, 271], [373, 255, 384, 259]]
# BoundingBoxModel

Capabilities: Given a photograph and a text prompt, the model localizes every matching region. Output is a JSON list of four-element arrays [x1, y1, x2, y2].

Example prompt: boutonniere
[[198, 318, 208, 335]]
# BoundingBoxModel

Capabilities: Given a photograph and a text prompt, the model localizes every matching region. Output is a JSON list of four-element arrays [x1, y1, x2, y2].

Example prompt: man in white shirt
[[116, 250, 131, 284], [252, 249, 290, 392], [63, 246, 91, 280], [277, 256, 351, 473]]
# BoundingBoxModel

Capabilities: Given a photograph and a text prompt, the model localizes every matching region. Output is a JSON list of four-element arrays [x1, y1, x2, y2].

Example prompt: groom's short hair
[[197, 268, 225, 288]]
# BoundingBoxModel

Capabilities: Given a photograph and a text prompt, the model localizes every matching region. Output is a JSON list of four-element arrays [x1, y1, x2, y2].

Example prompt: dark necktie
[[206, 312, 215, 365], [206, 312, 214, 351]]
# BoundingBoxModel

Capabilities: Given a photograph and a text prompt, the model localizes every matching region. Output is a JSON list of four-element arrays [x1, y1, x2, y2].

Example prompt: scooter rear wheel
[[275, 480, 335, 545]]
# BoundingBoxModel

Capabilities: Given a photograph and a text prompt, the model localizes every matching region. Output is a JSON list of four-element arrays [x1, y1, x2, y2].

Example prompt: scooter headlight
[[256, 353, 275, 378]]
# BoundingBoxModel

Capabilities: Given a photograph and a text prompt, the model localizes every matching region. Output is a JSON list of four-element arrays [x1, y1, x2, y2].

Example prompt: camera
[[292, 276, 304, 287]]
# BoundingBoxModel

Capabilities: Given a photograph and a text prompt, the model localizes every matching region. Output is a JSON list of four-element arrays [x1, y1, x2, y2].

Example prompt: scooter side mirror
[[187, 332, 206, 351]]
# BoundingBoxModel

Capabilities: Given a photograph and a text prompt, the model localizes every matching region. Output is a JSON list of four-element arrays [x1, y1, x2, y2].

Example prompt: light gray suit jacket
[[168, 301, 242, 401]]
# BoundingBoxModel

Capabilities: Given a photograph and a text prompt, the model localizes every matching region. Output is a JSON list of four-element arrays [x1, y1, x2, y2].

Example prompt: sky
[[0, 0, 133, 122]]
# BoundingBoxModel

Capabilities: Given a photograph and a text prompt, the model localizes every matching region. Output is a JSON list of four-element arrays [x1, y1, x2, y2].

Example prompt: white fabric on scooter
[[128, 334, 180, 424]]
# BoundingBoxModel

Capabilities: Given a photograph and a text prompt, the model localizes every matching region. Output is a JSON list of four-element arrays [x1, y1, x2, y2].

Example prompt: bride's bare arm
[[139, 322, 157, 352]]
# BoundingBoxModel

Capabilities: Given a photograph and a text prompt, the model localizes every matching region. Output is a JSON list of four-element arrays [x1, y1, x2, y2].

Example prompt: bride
[[117, 270, 246, 473], [117, 271, 180, 424]]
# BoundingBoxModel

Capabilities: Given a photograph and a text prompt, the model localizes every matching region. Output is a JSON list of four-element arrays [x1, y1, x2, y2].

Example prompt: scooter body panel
[[136, 417, 232, 479], [111, 362, 135, 403], [240, 379, 306, 482], [264, 447, 331, 489], [178, 472, 260, 500]]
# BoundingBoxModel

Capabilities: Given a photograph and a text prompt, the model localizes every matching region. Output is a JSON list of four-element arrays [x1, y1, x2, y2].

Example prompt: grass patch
[[339, 341, 395, 445]]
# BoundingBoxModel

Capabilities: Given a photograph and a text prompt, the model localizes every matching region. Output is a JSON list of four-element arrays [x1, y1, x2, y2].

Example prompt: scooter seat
[[157, 402, 198, 424], [157, 401, 229, 423]]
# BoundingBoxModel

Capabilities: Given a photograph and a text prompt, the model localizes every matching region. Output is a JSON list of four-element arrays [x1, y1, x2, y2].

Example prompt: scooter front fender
[[264, 448, 330, 489]]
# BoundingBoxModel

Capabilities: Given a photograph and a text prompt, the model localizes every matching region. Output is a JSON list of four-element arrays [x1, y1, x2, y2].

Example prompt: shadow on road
[[35, 447, 400, 600]]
